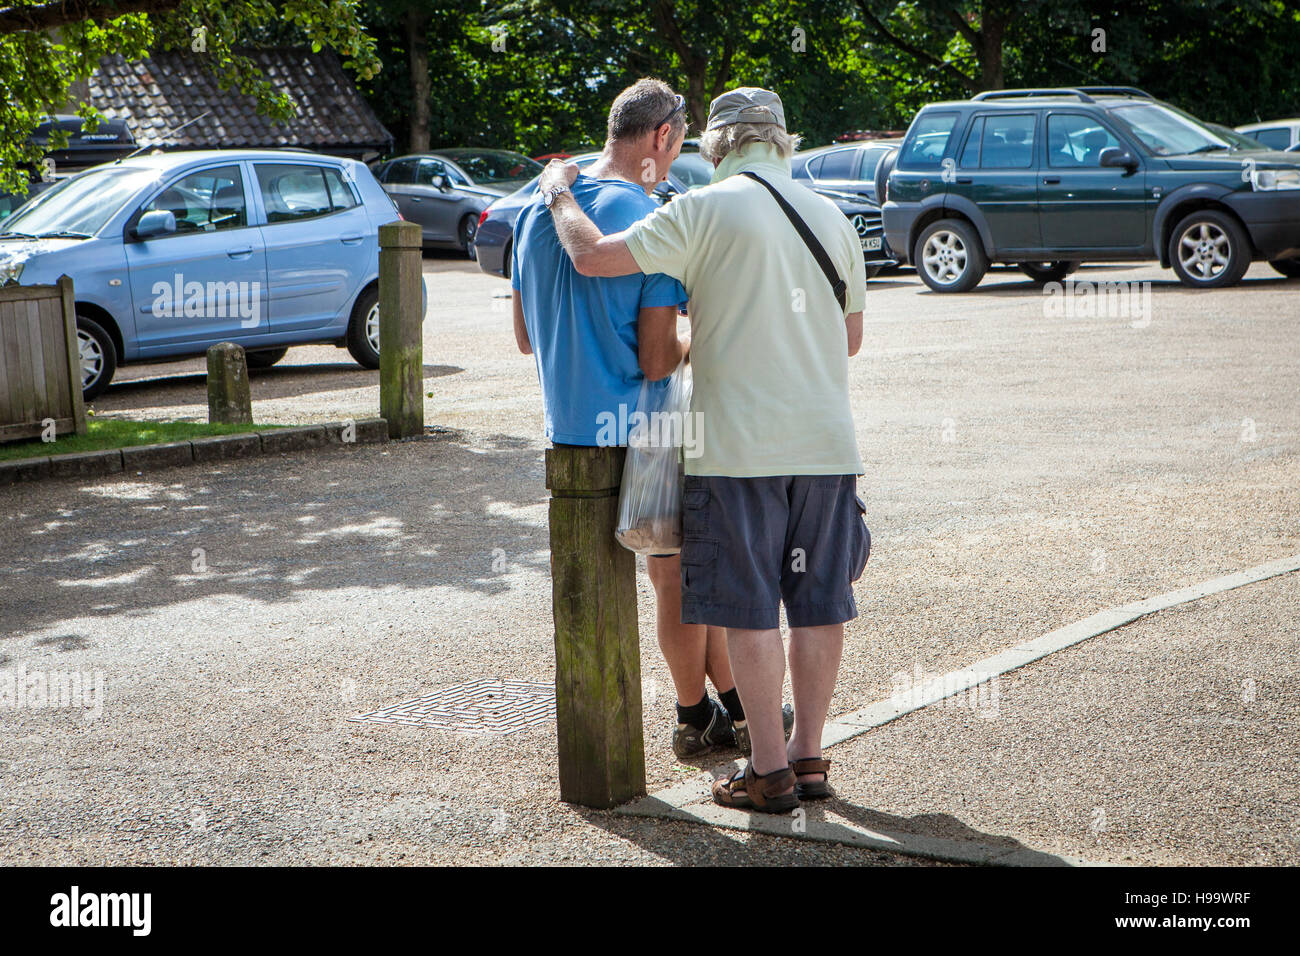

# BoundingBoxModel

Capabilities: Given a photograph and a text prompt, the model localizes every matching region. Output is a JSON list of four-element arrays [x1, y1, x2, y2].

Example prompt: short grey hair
[[699, 122, 802, 164], [606, 78, 688, 144]]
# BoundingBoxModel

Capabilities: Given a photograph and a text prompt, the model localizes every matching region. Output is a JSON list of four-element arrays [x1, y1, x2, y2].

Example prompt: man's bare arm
[[846, 311, 863, 357], [549, 192, 641, 277], [636, 305, 687, 381], [538, 160, 641, 277], [513, 289, 532, 355]]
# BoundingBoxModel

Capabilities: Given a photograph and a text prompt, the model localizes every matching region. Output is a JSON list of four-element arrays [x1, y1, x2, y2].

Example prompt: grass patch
[[0, 419, 284, 462]]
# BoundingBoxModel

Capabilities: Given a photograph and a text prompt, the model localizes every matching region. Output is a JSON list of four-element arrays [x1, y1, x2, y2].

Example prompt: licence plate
[[861, 236, 882, 252]]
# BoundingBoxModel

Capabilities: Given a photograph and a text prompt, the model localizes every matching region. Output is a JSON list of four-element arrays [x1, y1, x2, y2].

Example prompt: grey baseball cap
[[705, 87, 786, 132]]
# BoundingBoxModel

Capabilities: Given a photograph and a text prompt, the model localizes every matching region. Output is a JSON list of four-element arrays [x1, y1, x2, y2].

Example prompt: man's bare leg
[[647, 554, 723, 705], [786, 623, 844, 784], [704, 625, 734, 694], [724, 627, 791, 787]]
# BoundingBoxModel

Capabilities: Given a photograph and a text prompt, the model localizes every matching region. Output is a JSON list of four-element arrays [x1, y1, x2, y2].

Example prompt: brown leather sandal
[[712, 762, 800, 814], [791, 757, 833, 800]]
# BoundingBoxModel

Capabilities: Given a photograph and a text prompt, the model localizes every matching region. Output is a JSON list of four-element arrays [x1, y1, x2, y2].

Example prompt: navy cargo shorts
[[679, 474, 870, 631]]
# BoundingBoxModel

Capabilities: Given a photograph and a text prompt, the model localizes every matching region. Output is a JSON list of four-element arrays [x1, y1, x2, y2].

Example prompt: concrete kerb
[[0, 418, 391, 486], [617, 553, 1300, 865]]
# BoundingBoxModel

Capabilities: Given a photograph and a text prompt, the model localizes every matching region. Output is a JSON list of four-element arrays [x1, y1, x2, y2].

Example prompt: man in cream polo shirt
[[536, 87, 870, 814]]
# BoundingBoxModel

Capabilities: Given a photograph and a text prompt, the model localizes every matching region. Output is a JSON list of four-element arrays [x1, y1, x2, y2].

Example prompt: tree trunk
[[977, 8, 1010, 91], [405, 9, 432, 152]]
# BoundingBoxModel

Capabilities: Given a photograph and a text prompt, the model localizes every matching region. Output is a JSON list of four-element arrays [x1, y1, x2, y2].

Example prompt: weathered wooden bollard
[[378, 220, 424, 439], [206, 342, 252, 425], [546, 445, 645, 808]]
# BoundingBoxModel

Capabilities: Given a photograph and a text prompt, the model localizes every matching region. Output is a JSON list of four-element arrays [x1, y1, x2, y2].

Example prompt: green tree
[[0, 0, 381, 197]]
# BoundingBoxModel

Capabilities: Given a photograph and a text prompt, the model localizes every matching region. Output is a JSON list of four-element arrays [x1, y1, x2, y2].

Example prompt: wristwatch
[[542, 183, 571, 208]]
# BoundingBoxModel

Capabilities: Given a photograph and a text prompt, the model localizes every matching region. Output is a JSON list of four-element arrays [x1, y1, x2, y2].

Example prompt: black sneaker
[[672, 698, 735, 758], [733, 704, 795, 757]]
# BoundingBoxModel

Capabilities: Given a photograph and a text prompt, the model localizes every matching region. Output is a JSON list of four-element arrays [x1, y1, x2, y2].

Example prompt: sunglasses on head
[[654, 94, 686, 131]]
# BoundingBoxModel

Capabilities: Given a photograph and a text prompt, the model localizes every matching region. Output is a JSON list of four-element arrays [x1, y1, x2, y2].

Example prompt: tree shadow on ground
[[0, 433, 551, 644]]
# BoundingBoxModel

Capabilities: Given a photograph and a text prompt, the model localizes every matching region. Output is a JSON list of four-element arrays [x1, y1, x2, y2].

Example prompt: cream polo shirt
[[622, 142, 866, 478]]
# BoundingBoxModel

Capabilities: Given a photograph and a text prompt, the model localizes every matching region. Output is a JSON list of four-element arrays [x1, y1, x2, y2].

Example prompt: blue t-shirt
[[511, 176, 686, 445]]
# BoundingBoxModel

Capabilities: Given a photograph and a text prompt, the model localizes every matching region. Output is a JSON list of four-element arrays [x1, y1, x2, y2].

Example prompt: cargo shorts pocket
[[852, 495, 871, 582], [680, 537, 718, 599], [683, 482, 711, 536]]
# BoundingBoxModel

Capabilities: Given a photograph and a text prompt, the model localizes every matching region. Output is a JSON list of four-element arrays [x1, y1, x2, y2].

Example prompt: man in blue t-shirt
[[513, 79, 764, 760]]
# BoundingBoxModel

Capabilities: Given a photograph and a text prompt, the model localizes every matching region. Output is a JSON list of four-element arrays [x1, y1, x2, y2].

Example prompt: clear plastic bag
[[615, 362, 692, 555]]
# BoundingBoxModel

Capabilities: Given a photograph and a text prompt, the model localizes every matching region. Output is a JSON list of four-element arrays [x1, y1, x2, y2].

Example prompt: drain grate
[[348, 678, 556, 736]]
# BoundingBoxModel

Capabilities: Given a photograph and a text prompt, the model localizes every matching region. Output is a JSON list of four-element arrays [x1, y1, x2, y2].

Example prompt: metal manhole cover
[[348, 678, 556, 736]]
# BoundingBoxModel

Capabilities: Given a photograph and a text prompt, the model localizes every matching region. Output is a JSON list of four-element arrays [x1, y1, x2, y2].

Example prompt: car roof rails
[[1075, 86, 1154, 98], [971, 88, 1097, 103]]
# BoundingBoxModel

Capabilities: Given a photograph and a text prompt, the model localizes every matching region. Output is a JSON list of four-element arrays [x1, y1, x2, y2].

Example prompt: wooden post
[[546, 444, 645, 808], [57, 276, 87, 435], [206, 342, 252, 425], [378, 220, 424, 439]]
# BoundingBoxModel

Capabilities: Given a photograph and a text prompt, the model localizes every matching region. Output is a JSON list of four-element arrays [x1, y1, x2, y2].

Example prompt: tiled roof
[[88, 47, 393, 158]]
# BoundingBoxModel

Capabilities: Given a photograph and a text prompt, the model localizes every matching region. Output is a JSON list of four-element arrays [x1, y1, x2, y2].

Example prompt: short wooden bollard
[[546, 445, 646, 808], [206, 342, 252, 425], [378, 220, 424, 439]]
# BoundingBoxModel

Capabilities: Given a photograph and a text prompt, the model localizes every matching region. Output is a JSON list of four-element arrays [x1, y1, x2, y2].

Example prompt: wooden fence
[[0, 275, 87, 443]]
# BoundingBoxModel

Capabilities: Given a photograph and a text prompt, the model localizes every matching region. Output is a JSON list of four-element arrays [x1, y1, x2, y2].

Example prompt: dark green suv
[[880, 87, 1300, 292]]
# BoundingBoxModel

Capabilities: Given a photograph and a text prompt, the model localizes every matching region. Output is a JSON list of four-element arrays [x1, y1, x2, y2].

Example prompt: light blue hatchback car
[[0, 149, 408, 399]]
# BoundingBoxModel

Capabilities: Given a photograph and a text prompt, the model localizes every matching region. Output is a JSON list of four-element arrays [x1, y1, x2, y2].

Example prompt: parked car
[[1, 115, 137, 226], [792, 140, 901, 204], [882, 87, 1300, 291], [472, 152, 708, 279], [1235, 119, 1300, 152], [373, 149, 543, 256], [0, 149, 409, 400], [811, 186, 897, 277]]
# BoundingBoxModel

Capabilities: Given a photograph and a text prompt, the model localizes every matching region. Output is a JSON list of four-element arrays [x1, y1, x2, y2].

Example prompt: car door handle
[[956, 177, 973, 184], [409, 197, 423, 202], [226, 246, 254, 259], [1043, 177, 1061, 184], [340, 234, 364, 245]]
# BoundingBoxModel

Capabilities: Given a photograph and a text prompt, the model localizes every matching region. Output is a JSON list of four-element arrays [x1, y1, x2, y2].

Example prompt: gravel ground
[[1, 256, 1296, 865]]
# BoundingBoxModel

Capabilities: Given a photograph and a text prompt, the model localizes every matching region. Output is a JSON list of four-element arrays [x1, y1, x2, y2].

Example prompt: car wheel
[[459, 214, 478, 260], [1268, 256, 1300, 278], [1169, 210, 1251, 288], [502, 239, 512, 280], [914, 219, 988, 293], [1019, 261, 1079, 283], [77, 315, 117, 401], [346, 286, 381, 369], [245, 347, 289, 369]]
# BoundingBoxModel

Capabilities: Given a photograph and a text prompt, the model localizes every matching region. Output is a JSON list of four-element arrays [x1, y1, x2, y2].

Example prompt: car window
[[803, 156, 824, 178], [1047, 114, 1121, 166], [898, 112, 959, 169], [857, 148, 886, 181], [1249, 127, 1292, 150], [416, 158, 448, 186], [383, 159, 417, 184], [816, 148, 858, 179], [445, 151, 543, 185], [959, 117, 984, 168], [3, 166, 157, 237], [1110, 103, 1231, 155], [669, 152, 713, 189], [324, 167, 359, 210], [142, 165, 246, 234], [256, 164, 353, 223], [976, 113, 1036, 168]]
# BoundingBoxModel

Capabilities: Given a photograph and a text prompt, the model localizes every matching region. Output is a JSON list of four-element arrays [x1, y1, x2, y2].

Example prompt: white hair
[[698, 122, 802, 163]]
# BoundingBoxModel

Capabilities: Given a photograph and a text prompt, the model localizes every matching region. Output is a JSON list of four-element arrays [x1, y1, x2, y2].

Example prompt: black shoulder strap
[[740, 170, 847, 312]]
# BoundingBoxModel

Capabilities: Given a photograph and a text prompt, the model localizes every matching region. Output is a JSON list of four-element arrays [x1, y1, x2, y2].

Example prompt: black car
[[792, 140, 901, 204], [881, 87, 1300, 291]]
